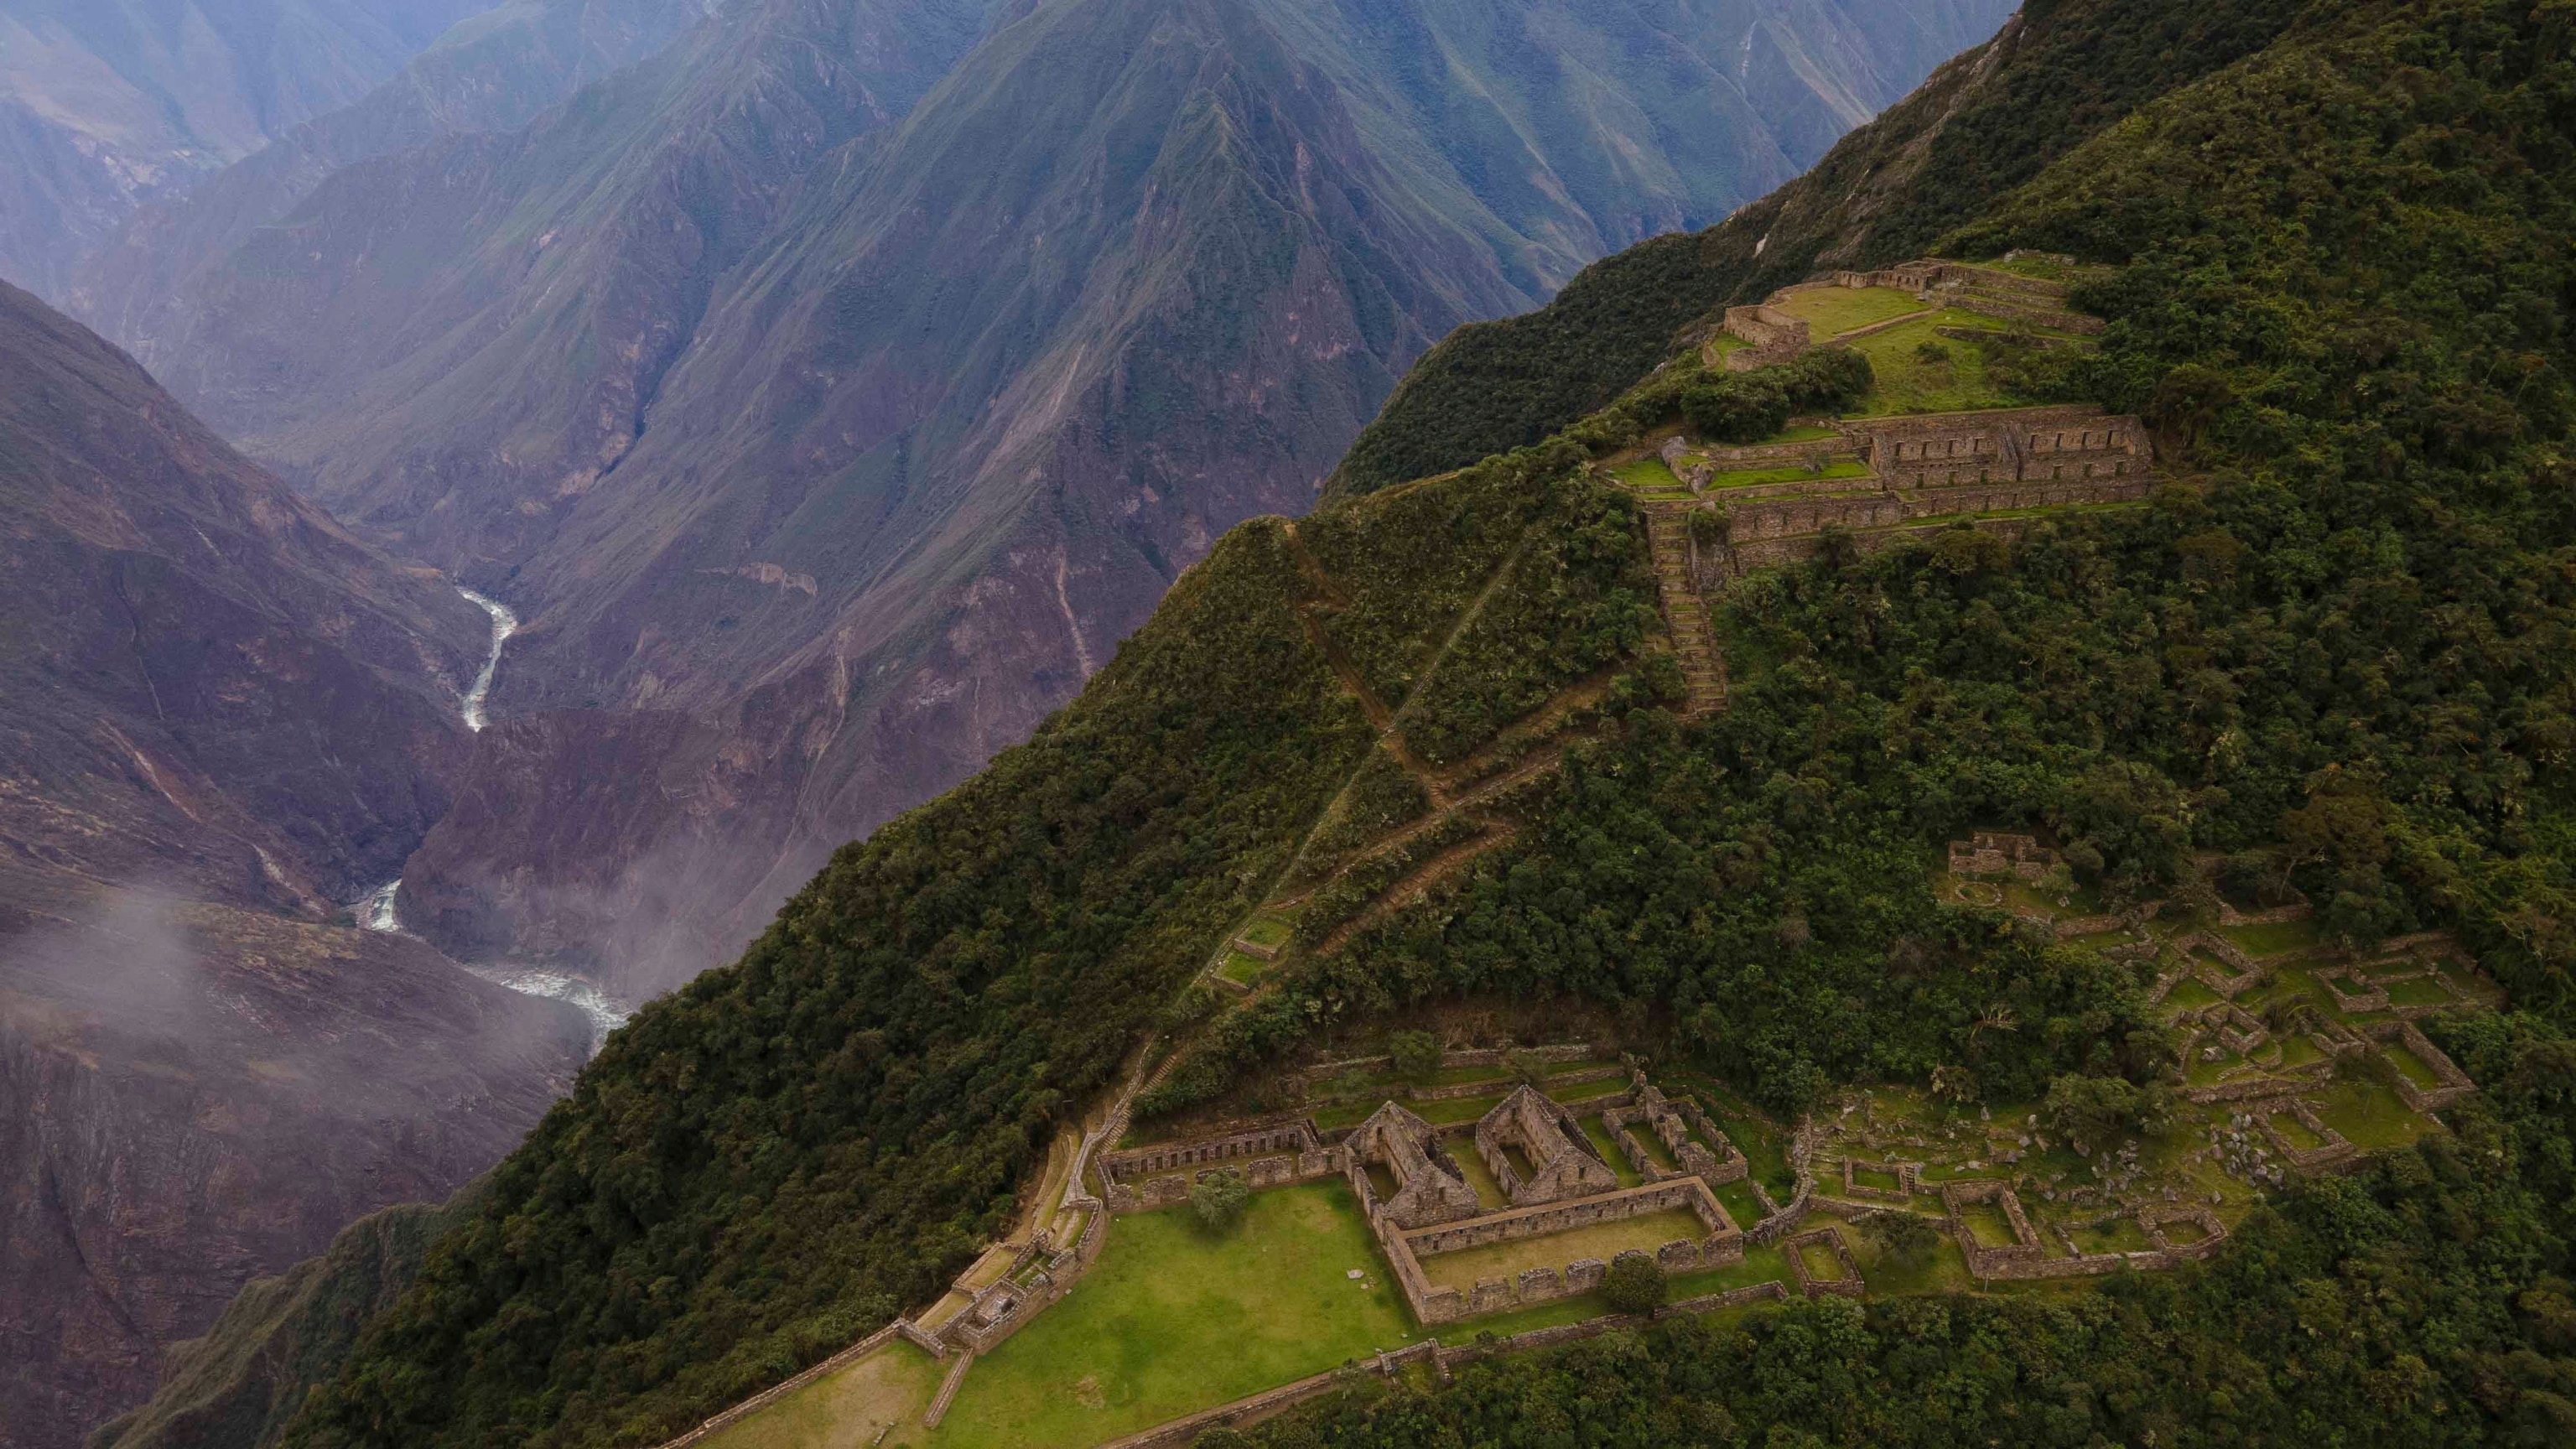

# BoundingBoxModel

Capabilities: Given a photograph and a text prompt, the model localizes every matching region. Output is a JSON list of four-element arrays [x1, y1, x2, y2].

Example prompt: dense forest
[[274, 0, 2576, 1444], [1232, 1012, 2576, 1448], [1327, 0, 2324, 497]]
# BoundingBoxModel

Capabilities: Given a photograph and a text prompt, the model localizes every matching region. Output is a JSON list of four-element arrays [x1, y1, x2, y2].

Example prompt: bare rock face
[[0, 892, 588, 1449], [0, 0, 495, 299], [138, 0, 2012, 996], [0, 280, 588, 1449]]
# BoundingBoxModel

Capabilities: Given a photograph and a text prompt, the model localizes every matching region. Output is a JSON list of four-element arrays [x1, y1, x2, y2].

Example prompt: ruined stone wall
[[1384, 1177, 1743, 1326], [1722, 304, 1811, 371]]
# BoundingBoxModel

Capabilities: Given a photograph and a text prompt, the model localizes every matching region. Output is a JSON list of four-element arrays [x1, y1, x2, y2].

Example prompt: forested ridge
[[278, 0, 2576, 1444]]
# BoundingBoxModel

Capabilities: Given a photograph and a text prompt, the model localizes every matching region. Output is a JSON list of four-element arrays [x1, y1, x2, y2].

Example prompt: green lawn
[[2387, 978, 2455, 1009], [1762, 424, 1842, 444], [2223, 919, 2320, 957], [922, 1184, 1413, 1449], [1611, 457, 1683, 491], [1239, 917, 1292, 948], [2316, 1078, 2431, 1150], [1776, 285, 1931, 338], [1957, 1202, 2021, 1249], [1706, 459, 1872, 491], [2163, 978, 2225, 1010], [2072, 1218, 2154, 1254], [1553, 1076, 1628, 1104], [1846, 311, 2035, 416], [1714, 1180, 1768, 1229], [1217, 951, 1268, 986], [699, 1340, 946, 1449], [1579, 1118, 1645, 1187], [1851, 1166, 1903, 1194], [1418, 1093, 1508, 1125], [1444, 1144, 1509, 1209], [2383, 1043, 2447, 1091], [1418, 1208, 1707, 1293], [2267, 1111, 2329, 1151]]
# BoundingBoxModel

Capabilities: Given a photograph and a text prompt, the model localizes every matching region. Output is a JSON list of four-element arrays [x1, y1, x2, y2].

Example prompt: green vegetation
[[693, 1342, 942, 1449], [1302, 459, 1545, 709], [1328, 0, 2317, 496], [922, 1185, 1410, 1448], [1841, 311, 2062, 415], [280, 3, 2576, 1446], [1856, 1209, 1940, 1267], [1192, 1171, 1251, 1233], [1600, 1252, 1668, 1316], [1774, 286, 1931, 338], [1702, 460, 1872, 491], [286, 522, 1374, 1449], [1418, 1211, 1703, 1296], [1394, 475, 1656, 766], [1295, 748, 1431, 877], [1680, 348, 1873, 444], [1244, 1011, 2576, 1448], [1608, 456, 1681, 491]]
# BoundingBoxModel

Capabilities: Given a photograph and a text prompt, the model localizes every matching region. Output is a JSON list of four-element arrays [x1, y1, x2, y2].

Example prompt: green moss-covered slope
[[253, 0, 2576, 1445]]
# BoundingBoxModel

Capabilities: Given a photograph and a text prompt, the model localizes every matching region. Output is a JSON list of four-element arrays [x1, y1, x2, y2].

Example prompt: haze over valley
[[0, 3, 2012, 1445]]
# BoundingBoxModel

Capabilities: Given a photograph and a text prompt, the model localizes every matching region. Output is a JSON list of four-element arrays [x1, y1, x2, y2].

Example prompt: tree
[[1504, 1048, 1552, 1086], [1191, 1171, 1250, 1233], [1387, 1031, 1442, 1082], [2044, 1072, 2172, 1149], [1602, 1249, 1667, 1314], [1860, 1210, 1940, 1266], [1681, 376, 1790, 443]]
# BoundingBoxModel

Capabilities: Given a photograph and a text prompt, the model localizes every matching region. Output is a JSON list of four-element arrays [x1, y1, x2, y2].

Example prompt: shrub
[[1192, 1171, 1251, 1233], [1602, 1250, 1667, 1314], [1680, 375, 1790, 443], [1860, 1210, 1941, 1266], [1388, 1031, 1442, 1082]]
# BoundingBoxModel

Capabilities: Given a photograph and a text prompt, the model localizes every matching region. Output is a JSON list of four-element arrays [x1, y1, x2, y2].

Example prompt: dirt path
[[1314, 823, 1519, 958]]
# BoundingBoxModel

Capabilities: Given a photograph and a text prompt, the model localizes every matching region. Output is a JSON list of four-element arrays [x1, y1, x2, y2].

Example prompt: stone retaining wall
[[1388, 1176, 1742, 1326], [1722, 304, 1811, 371]]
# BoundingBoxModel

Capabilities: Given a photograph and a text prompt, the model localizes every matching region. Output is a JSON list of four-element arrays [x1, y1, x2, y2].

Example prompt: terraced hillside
[[110, 1, 2576, 1446]]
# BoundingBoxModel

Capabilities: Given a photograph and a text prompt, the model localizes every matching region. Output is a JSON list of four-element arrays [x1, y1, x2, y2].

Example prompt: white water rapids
[[358, 586, 632, 1051]]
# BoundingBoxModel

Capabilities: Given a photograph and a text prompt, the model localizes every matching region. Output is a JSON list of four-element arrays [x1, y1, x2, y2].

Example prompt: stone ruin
[[1476, 1084, 1623, 1206], [1826, 260, 2106, 336], [1948, 830, 2058, 881], [1837, 1158, 1924, 1204], [1601, 1084, 1748, 1187], [1348, 1101, 1481, 1228], [1860, 406, 2151, 491], [2369, 1021, 2476, 1113], [1101, 1116, 1338, 1212], [2253, 1098, 2356, 1171], [1721, 304, 1811, 371], [1784, 1228, 1864, 1298], [1387, 1176, 1745, 1326]]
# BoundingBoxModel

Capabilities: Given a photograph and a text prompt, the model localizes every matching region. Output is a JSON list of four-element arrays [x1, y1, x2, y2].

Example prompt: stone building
[[1721, 304, 1810, 371], [1947, 831, 2058, 880], [1860, 406, 2151, 491], [1349, 1102, 1481, 1228], [1475, 1085, 1621, 1206]]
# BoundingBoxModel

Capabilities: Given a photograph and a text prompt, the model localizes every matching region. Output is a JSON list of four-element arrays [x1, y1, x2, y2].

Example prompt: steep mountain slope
[[0, 280, 591, 1449], [1327, 0, 2322, 496], [93, 0, 2016, 998], [179, 0, 2576, 1444], [68, 0, 724, 348], [0, 0, 494, 298]]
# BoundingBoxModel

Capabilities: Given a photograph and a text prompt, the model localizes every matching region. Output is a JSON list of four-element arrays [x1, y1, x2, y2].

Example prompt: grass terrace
[[1415, 1207, 1713, 1296], [1579, 1118, 1645, 1188], [1775, 285, 1931, 338], [1610, 456, 1683, 491], [1844, 310, 2063, 416], [1704, 459, 1872, 491], [918, 1183, 1411, 1448]]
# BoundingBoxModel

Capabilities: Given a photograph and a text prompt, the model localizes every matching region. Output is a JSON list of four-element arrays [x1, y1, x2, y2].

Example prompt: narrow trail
[[1280, 520, 1451, 801], [1643, 505, 1728, 716], [1314, 824, 1518, 957]]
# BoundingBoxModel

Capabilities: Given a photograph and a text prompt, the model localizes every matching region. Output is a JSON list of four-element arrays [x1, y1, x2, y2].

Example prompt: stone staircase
[[1644, 507, 1727, 716]]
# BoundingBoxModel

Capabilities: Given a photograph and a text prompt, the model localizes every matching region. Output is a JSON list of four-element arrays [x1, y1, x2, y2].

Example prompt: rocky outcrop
[[0, 281, 587, 1449]]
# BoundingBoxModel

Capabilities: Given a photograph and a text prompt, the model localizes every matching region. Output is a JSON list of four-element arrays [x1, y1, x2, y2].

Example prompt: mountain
[[97, 0, 2576, 1445], [79, 0, 2019, 1000], [68, 0, 724, 349], [0, 0, 498, 299], [0, 279, 595, 1449], [1328, 0, 2322, 496]]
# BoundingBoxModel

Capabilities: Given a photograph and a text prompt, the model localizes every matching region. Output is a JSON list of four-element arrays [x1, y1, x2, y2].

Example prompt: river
[[358, 586, 633, 1052]]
